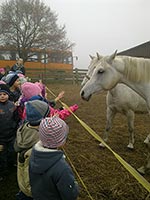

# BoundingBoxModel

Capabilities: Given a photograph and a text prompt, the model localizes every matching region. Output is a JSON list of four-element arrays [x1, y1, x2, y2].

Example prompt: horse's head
[[80, 50, 121, 101], [81, 53, 103, 88]]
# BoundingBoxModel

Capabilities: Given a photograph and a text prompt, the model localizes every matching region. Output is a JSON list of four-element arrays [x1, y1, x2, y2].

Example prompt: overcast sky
[[42, 0, 150, 69]]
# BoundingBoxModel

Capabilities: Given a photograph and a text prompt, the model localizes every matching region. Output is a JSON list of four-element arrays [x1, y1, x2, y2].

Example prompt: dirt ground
[[1, 83, 150, 200]]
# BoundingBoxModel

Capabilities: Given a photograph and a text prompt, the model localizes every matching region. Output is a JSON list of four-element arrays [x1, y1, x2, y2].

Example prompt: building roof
[[118, 41, 150, 58]]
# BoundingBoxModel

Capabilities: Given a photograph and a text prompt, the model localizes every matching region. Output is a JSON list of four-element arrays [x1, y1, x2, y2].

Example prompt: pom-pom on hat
[[25, 100, 50, 126], [21, 82, 42, 100], [39, 116, 69, 149], [5, 73, 19, 87], [0, 84, 10, 95]]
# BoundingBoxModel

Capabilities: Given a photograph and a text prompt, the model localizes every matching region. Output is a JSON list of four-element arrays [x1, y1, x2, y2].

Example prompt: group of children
[[0, 69, 79, 200]]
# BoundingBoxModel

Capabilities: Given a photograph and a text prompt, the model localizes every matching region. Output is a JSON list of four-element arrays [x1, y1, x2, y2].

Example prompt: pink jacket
[[49, 104, 78, 120], [21, 104, 78, 121]]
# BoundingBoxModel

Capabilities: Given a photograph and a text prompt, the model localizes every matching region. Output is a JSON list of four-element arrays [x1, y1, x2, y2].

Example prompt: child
[[29, 116, 79, 200], [34, 80, 64, 103], [0, 84, 19, 181], [17, 72, 27, 85], [20, 81, 64, 108], [14, 100, 50, 200], [5, 72, 22, 103], [29, 95, 79, 120], [19, 82, 78, 121]]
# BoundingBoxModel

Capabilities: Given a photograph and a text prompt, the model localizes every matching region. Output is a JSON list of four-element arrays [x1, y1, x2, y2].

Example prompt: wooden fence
[[72, 68, 88, 84], [26, 68, 88, 84]]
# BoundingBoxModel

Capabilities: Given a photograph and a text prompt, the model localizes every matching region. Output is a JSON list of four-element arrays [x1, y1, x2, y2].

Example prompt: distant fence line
[[26, 68, 88, 84]]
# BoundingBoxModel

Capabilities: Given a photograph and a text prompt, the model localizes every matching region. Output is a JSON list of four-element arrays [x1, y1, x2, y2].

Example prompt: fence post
[[74, 68, 79, 85]]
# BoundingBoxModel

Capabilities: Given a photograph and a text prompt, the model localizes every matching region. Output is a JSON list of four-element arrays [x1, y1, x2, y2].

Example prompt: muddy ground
[[1, 83, 150, 200]]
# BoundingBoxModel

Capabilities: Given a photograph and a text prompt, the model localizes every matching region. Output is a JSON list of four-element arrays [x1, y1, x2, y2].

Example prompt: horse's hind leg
[[99, 107, 116, 148], [126, 110, 135, 149], [137, 146, 150, 175]]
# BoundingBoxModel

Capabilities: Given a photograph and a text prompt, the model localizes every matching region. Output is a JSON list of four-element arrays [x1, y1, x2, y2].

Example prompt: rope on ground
[[63, 148, 94, 200]]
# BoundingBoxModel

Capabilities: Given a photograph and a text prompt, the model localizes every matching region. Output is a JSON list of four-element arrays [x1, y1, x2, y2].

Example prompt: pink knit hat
[[17, 73, 25, 78], [0, 68, 5, 73], [0, 80, 6, 84], [39, 116, 69, 148], [35, 82, 46, 97], [21, 82, 42, 99]]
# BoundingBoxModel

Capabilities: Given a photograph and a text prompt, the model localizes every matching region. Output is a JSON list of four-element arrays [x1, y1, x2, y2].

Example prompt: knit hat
[[35, 82, 46, 97], [39, 116, 69, 149], [0, 84, 10, 95], [17, 73, 27, 85], [5, 73, 19, 87], [21, 82, 42, 99], [0, 80, 6, 84], [17, 73, 25, 78], [0, 68, 5, 73], [26, 100, 50, 126]]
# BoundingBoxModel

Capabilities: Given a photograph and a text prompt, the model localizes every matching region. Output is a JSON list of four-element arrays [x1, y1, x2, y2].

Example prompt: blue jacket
[[29, 142, 79, 200]]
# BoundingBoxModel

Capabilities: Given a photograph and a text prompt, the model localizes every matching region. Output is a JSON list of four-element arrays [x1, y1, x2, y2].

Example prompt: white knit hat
[[39, 116, 69, 148]]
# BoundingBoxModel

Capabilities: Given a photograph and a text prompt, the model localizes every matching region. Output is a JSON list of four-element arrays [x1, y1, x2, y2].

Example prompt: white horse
[[80, 51, 150, 174], [81, 55, 148, 149]]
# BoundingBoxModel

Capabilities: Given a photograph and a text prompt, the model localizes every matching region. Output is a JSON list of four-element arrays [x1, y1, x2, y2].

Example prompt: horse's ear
[[89, 55, 94, 60], [107, 50, 117, 63], [96, 52, 102, 60]]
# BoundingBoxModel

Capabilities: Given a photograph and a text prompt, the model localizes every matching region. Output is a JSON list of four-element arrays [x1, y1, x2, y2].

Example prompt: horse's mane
[[120, 56, 150, 83]]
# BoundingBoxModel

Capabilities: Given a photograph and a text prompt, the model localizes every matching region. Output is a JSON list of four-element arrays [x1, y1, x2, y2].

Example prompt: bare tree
[[0, 0, 73, 61]]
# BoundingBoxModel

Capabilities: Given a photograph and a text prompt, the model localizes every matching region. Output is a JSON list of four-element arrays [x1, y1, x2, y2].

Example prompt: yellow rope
[[63, 148, 94, 200]]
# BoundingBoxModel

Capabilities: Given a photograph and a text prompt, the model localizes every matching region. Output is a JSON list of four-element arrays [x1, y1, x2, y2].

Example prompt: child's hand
[[15, 101, 20, 106], [55, 91, 65, 101], [58, 91, 65, 99]]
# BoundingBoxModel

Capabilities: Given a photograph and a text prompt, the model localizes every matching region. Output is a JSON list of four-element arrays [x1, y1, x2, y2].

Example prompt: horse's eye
[[97, 68, 104, 74]]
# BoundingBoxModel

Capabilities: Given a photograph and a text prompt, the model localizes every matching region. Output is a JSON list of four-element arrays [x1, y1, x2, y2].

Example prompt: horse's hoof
[[99, 143, 106, 148], [127, 144, 134, 149], [144, 134, 150, 144], [144, 138, 149, 144], [137, 166, 145, 175]]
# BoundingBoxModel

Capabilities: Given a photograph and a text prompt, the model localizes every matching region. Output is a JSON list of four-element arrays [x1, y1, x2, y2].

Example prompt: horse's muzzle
[[80, 90, 91, 101]]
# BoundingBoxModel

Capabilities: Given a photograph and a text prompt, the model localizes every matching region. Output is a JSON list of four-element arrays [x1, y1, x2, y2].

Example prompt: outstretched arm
[[55, 91, 65, 102]]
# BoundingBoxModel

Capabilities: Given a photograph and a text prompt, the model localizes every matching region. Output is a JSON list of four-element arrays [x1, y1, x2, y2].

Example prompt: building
[[118, 41, 150, 58]]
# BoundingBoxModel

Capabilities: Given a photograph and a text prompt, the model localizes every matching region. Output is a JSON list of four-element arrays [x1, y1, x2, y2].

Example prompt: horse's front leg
[[126, 110, 135, 149], [99, 107, 116, 148]]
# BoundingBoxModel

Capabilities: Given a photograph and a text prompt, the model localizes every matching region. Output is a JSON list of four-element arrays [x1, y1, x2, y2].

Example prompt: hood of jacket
[[30, 141, 64, 174], [14, 123, 39, 152]]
